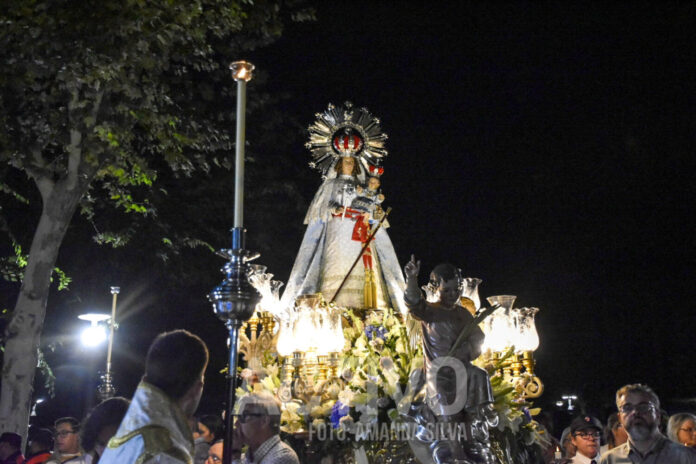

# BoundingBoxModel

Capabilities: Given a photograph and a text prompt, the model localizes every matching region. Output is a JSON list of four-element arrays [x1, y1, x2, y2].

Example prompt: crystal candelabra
[[480, 295, 543, 398], [273, 293, 345, 400]]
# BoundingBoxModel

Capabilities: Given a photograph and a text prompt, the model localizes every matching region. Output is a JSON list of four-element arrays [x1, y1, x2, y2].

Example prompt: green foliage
[[0, 181, 28, 205], [50, 267, 71, 291], [0, 0, 315, 433], [0, 0, 314, 216], [36, 349, 56, 397], [0, 242, 70, 291], [0, 0, 314, 287], [0, 243, 25, 283]]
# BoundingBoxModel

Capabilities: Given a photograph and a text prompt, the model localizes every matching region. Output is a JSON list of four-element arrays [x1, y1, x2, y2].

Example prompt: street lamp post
[[78, 286, 120, 401], [98, 286, 119, 401], [208, 60, 261, 464]]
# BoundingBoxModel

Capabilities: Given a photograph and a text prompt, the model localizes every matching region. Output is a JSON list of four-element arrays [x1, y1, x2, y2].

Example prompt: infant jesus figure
[[403, 255, 498, 464], [349, 166, 386, 308]]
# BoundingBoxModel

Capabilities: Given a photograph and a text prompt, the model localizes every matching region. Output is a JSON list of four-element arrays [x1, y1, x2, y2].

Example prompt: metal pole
[[97, 287, 119, 401], [223, 321, 242, 464], [230, 60, 254, 228], [234, 78, 247, 228], [212, 60, 257, 464], [106, 286, 119, 375]]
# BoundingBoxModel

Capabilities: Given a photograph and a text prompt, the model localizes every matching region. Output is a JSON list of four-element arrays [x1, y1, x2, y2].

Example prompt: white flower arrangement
[[233, 307, 549, 460]]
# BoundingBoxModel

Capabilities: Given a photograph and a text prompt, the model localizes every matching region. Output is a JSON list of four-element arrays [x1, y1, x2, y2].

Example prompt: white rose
[[338, 389, 355, 407]]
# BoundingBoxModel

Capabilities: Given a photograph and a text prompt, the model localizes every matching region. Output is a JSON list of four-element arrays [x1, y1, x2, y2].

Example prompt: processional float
[[209, 62, 546, 464]]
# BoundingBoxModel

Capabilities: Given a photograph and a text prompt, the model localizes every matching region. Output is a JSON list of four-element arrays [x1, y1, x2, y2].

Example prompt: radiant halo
[[305, 101, 388, 178]]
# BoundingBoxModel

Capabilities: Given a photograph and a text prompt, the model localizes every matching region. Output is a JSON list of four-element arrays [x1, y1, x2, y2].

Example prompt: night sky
[[8, 2, 696, 431]]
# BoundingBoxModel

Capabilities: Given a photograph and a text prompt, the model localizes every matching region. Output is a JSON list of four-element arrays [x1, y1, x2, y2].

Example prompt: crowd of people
[[1, 330, 298, 464], [548, 384, 696, 464], [2, 329, 696, 464]]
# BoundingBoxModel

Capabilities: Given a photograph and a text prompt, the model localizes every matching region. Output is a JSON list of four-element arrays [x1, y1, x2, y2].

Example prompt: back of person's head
[[81, 396, 131, 453], [615, 383, 660, 410], [28, 427, 54, 454], [668, 412, 696, 444], [238, 392, 282, 433], [143, 330, 209, 400]]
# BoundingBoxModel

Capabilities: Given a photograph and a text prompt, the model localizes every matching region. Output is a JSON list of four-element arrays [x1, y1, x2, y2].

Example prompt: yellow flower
[[260, 376, 276, 393], [310, 403, 332, 418]]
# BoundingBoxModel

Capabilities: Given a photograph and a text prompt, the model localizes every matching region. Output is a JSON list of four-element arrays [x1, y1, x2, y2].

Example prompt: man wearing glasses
[[229, 393, 298, 464], [600, 383, 696, 463], [568, 415, 603, 464], [206, 439, 223, 464], [47, 418, 86, 464]]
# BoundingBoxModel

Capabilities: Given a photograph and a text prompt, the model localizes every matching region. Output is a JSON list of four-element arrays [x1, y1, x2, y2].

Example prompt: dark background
[[5, 1, 695, 435]]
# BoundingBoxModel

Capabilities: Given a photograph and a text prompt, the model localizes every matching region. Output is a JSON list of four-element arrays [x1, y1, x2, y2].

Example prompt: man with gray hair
[[600, 383, 696, 463], [230, 392, 298, 464]]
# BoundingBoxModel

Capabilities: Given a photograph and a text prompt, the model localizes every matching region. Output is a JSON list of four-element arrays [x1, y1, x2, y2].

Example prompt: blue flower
[[522, 407, 532, 424], [330, 401, 350, 429], [365, 324, 387, 341]]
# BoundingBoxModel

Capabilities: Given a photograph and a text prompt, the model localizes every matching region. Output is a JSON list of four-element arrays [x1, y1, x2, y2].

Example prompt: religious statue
[[281, 102, 407, 313], [403, 255, 498, 464], [348, 165, 387, 307], [351, 165, 385, 219]]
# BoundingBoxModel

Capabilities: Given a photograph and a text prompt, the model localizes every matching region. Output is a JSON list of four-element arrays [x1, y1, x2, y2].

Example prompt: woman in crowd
[[193, 415, 223, 464], [603, 412, 628, 452], [668, 412, 696, 448], [197, 415, 223, 446]]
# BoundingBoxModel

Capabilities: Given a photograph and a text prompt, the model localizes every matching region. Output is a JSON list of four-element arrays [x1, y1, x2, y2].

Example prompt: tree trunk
[[0, 180, 86, 439]]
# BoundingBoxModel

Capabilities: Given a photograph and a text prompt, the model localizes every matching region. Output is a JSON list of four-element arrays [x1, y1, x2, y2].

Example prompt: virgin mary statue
[[281, 103, 407, 313]]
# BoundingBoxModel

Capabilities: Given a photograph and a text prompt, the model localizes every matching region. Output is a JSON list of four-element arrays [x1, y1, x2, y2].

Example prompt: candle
[[229, 60, 255, 228]]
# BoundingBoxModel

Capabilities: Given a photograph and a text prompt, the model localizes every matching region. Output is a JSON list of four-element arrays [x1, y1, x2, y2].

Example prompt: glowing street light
[[77, 286, 120, 400], [78, 313, 110, 347]]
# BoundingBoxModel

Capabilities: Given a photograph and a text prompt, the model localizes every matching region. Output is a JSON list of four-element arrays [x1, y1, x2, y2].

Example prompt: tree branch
[[31, 145, 47, 170], [66, 88, 83, 190], [25, 148, 54, 200], [91, 89, 104, 123], [66, 129, 83, 190], [72, 88, 106, 188]]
